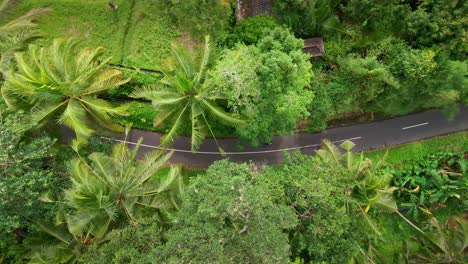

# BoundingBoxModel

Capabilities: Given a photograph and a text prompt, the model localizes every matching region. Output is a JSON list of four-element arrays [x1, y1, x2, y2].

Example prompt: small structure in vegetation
[[303, 37, 325, 56], [237, 0, 272, 20]]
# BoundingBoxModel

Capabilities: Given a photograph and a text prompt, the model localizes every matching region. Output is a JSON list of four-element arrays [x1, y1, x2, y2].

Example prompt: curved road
[[105, 106, 468, 167]]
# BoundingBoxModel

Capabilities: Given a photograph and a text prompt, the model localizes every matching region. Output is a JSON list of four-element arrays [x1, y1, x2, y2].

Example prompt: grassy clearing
[[365, 131, 467, 165], [13, 0, 180, 68], [14, 0, 132, 64], [122, 0, 180, 69]]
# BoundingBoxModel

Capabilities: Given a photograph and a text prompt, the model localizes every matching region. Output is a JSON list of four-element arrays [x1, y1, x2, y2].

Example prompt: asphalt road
[[107, 106, 468, 167]]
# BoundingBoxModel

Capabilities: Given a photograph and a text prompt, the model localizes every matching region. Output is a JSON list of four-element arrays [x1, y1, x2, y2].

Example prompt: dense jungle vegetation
[[0, 0, 466, 263]]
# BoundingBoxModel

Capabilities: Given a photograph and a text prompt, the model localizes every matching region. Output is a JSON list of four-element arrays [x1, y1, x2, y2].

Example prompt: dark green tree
[[262, 152, 359, 263], [152, 160, 297, 263], [0, 106, 66, 263]]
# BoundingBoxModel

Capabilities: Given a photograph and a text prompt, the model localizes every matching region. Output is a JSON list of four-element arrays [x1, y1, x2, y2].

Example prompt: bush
[[105, 68, 162, 99], [0, 109, 68, 263], [225, 15, 278, 47], [111, 101, 157, 131], [390, 151, 467, 221]]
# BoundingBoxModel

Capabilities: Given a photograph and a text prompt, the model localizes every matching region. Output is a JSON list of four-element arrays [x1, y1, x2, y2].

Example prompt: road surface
[[104, 106, 468, 167]]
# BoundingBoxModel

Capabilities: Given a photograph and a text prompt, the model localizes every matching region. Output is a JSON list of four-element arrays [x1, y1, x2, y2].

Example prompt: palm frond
[[202, 99, 244, 126], [0, 8, 52, 33], [195, 35, 211, 84], [58, 99, 94, 144]]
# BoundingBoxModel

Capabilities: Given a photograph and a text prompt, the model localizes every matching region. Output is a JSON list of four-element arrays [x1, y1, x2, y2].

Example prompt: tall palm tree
[[131, 35, 243, 152], [0, 0, 51, 77], [316, 140, 424, 236], [316, 140, 397, 213], [1, 38, 128, 149], [32, 138, 184, 262]]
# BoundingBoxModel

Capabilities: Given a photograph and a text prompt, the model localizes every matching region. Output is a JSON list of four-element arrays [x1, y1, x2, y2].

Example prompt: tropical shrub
[[0, 108, 67, 263], [1, 39, 129, 149], [111, 101, 157, 131], [152, 160, 297, 263], [342, 0, 409, 40], [402, 0, 467, 59], [391, 151, 467, 221], [273, 0, 348, 37], [225, 15, 278, 47]]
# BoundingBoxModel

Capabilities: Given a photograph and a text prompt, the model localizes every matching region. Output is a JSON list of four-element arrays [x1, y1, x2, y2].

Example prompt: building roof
[[303, 37, 325, 56], [237, 0, 272, 20]]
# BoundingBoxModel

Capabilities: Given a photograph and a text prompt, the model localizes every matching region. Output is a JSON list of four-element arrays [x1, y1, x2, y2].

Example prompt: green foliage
[[2, 39, 128, 149], [402, 0, 467, 59], [106, 68, 162, 99], [122, 0, 179, 69], [409, 216, 467, 263], [112, 101, 157, 131], [225, 15, 278, 47], [157, 0, 234, 41], [153, 160, 297, 263], [30, 140, 184, 262], [391, 151, 467, 221], [208, 27, 314, 145], [263, 152, 358, 263], [342, 0, 409, 40], [366, 38, 465, 114], [13, 0, 133, 64], [0, 3, 51, 81], [0, 108, 66, 263], [366, 132, 468, 165], [131, 36, 243, 152], [79, 222, 163, 264], [273, 0, 348, 37]]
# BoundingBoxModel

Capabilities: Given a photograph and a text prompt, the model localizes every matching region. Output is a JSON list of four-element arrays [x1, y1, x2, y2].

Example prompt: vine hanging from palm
[[0, 0, 51, 82], [132, 35, 244, 152], [1, 38, 128, 149]]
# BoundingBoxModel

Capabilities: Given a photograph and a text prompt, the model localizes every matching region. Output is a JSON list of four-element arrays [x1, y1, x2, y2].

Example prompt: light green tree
[[1, 38, 128, 149], [131, 35, 243, 152]]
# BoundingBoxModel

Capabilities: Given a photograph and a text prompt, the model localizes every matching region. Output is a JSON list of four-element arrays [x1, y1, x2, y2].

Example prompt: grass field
[[13, 0, 180, 68], [365, 131, 467, 165]]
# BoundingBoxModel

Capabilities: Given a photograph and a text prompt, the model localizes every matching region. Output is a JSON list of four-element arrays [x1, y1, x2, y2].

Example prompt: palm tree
[[316, 140, 397, 213], [0, 0, 51, 77], [131, 35, 243, 152], [1, 38, 128, 149], [32, 138, 184, 262]]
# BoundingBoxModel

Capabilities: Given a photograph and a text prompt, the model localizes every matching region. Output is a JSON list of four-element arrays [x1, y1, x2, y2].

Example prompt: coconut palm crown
[[131, 35, 244, 152], [1, 38, 128, 149], [32, 138, 184, 263]]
